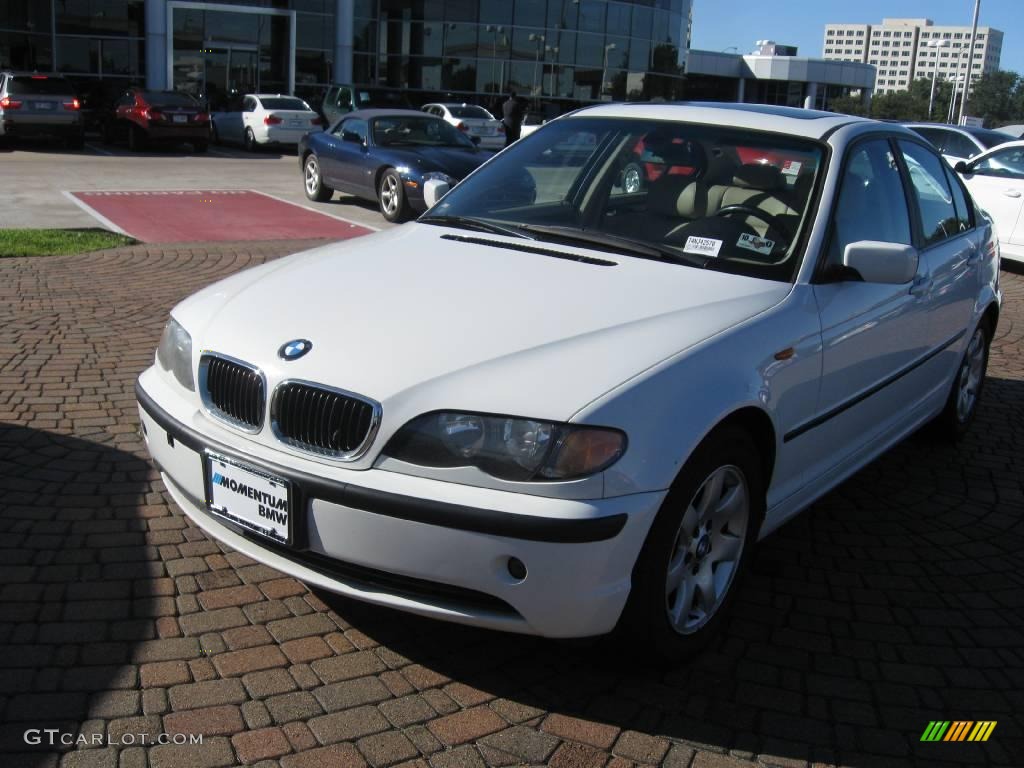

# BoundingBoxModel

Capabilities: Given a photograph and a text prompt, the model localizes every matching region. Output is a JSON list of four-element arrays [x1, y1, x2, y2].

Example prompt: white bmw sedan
[[137, 103, 1001, 658], [211, 93, 322, 151], [421, 103, 505, 150]]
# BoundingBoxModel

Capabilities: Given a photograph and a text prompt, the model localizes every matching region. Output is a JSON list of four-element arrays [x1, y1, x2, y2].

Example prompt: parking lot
[[0, 142, 391, 237], [1, 222, 1022, 767]]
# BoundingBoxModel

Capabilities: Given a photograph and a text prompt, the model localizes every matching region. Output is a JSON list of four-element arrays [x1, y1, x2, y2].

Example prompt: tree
[[827, 94, 868, 117], [965, 70, 1021, 126]]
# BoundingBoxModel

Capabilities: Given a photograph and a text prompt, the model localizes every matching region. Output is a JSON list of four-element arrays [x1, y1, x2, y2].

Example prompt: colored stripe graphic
[[920, 720, 996, 742], [921, 721, 950, 741], [944, 721, 972, 741], [968, 722, 997, 742]]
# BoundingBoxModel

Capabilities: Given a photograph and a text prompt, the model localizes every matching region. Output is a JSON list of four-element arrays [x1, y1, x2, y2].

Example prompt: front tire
[[932, 321, 990, 440], [303, 154, 333, 202], [618, 425, 763, 662], [378, 168, 411, 223]]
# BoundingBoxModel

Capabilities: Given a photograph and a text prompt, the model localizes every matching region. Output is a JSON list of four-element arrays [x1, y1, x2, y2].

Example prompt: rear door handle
[[1004, 189, 1022, 198]]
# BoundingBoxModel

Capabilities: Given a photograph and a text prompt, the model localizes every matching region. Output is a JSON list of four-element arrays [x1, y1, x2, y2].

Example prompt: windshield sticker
[[683, 236, 723, 258], [781, 160, 802, 176], [737, 233, 775, 255]]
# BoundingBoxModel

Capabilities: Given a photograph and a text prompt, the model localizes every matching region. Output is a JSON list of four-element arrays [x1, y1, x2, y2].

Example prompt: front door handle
[[1003, 189, 1022, 198], [910, 275, 933, 297]]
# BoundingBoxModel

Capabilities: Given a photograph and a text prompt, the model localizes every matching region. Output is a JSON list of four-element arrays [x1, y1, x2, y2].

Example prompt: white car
[[519, 111, 545, 139], [421, 103, 504, 150], [955, 140, 1024, 263], [137, 103, 1000, 658], [904, 123, 1012, 166], [212, 93, 322, 151]]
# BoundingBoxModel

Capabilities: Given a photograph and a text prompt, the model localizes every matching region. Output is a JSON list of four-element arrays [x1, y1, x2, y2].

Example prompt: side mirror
[[423, 178, 451, 209], [843, 240, 919, 284], [954, 160, 969, 174]]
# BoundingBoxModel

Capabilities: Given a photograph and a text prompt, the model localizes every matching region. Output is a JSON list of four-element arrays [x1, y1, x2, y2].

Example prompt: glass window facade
[[1, 0, 689, 111]]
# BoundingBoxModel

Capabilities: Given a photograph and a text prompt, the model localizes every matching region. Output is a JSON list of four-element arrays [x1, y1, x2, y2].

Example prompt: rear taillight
[[310, 116, 323, 125], [0, 96, 22, 109], [31, 75, 48, 80], [264, 115, 283, 125], [456, 122, 468, 131], [194, 112, 210, 122], [63, 98, 80, 111], [497, 124, 505, 133], [144, 108, 164, 121]]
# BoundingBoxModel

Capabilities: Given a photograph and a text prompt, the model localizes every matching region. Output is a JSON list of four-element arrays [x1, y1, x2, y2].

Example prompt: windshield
[[143, 91, 198, 108], [422, 116, 825, 281], [356, 89, 410, 108], [372, 116, 475, 148], [8, 76, 76, 95], [260, 97, 310, 111], [447, 105, 492, 119]]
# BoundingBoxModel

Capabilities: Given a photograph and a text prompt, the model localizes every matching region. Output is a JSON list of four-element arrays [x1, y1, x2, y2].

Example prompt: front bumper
[[136, 367, 663, 637]]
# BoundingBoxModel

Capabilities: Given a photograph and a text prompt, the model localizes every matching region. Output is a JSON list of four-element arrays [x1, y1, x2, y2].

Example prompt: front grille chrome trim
[[197, 353, 266, 434], [270, 379, 382, 462]]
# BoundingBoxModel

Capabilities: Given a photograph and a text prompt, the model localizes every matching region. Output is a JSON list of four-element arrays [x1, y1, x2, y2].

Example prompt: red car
[[103, 89, 210, 152]]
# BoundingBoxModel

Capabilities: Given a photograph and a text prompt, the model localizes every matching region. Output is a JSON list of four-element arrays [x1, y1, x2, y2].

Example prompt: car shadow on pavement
[[315, 375, 1024, 768], [0, 423, 164, 767]]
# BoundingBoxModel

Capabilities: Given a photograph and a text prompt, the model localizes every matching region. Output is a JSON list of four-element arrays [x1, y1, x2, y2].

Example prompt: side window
[[334, 118, 366, 143], [913, 128, 947, 153], [244, 97, 257, 112], [826, 139, 912, 269], [336, 88, 352, 112], [942, 164, 973, 233], [897, 140, 959, 247], [944, 131, 980, 160], [972, 147, 1024, 179]]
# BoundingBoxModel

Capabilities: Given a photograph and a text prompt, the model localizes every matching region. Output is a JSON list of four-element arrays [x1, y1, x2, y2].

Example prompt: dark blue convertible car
[[298, 108, 495, 222]]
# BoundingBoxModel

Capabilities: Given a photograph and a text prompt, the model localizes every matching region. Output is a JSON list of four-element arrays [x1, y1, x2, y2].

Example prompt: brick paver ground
[[1, 241, 1022, 768]]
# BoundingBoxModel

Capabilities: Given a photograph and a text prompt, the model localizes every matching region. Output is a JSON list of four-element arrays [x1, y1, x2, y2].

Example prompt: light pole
[[529, 34, 545, 99], [601, 42, 617, 98], [948, 74, 965, 124], [959, 0, 981, 124], [485, 25, 505, 94], [546, 45, 559, 95], [927, 39, 950, 120]]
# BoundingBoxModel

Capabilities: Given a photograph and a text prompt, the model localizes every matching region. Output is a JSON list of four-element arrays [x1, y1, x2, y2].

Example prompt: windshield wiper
[[420, 215, 536, 241], [517, 225, 705, 266]]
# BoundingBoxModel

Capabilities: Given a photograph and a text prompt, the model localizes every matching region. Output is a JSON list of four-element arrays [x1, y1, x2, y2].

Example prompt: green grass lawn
[[0, 228, 136, 257]]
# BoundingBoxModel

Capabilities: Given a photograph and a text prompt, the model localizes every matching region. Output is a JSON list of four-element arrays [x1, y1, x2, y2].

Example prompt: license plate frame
[[173, 114, 187, 124], [204, 452, 292, 545], [35, 101, 55, 110]]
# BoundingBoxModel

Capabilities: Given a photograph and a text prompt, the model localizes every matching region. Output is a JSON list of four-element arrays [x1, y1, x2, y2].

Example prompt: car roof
[[342, 108, 441, 121], [571, 101, 870, 139], [250, 93, 308, 100]]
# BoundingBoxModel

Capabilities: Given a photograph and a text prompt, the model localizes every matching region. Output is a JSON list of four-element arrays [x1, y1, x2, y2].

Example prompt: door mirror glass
[[843, 241, 919, 284]]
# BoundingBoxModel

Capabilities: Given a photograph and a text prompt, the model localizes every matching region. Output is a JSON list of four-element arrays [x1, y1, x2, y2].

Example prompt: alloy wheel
[[664, 464, 749, 635], [956, 327, 986, 423], [305, 159, 320, 196], [623, 166, 642, 194], [380, 175, 399, 215]]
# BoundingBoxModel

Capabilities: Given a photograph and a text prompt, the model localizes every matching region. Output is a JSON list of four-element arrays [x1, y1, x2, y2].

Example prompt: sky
[[691, 0, 1023, 74]]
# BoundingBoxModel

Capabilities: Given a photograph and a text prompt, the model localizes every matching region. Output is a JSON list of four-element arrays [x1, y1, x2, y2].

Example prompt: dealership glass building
[[1, 1, 691, 108]]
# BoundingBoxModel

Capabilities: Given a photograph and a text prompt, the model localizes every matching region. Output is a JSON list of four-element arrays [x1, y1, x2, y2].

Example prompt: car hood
[[175, 225, 789, 426], [380, 146, 492, 180]]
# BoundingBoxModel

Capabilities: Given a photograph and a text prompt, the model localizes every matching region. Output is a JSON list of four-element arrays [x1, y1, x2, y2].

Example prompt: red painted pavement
[[70, 190, 373, 243]]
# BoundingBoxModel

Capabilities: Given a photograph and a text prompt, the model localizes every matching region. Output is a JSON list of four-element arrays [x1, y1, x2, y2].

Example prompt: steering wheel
[[713, 204, 789, 243]]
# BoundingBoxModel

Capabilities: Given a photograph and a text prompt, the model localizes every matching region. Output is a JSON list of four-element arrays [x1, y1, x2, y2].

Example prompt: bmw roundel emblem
[[278, 339, 312, 361]]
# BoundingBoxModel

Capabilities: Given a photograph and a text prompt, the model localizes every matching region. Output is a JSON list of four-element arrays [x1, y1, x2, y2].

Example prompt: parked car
[[298, 108, 492, 222], [211, 93, 322, 151], [996, 124, 1024, 140], [519, 111, 545, 138], [103, 88, 210, 152], [904, 122, 1012, 166], [421, 103, 504, 150], [320, 85, 413, 127], [0, 72, 84, 148], [955, 140, 1024, 263], [137, 103, 1000, 659]]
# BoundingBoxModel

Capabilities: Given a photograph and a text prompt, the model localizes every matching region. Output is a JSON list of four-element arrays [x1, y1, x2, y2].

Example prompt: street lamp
[[532, 33, 548, 99], [927, 39, 950, 119], [546, 45, 559, 95], [485, 25, 506, 94], [948, 74, 966, 124], [601, 42, 617, 97]]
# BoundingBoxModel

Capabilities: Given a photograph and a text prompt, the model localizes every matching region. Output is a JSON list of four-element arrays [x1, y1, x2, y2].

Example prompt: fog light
[[507, 557, 527, 581]]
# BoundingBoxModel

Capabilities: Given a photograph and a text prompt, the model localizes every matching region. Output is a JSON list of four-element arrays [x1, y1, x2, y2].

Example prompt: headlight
[[384, 411, 625, 482], [156, 317, 195, 391], [423, 171, 455, 185]]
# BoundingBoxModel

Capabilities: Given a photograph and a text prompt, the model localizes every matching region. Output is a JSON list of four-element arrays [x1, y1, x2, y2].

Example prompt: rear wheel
[[621, 162, 643, 193], [378, 169, 411, 223], [244, 127, 257, 152], [193, 140, 208, 153], [303, 154, 333, 202], [210, 123, 220, 145], [932, 321, 990, 440], [618, 425, 762, 662]]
